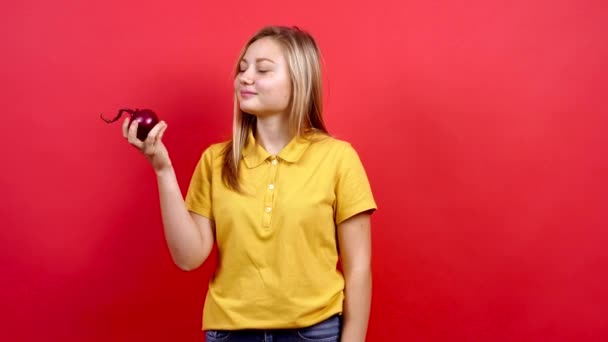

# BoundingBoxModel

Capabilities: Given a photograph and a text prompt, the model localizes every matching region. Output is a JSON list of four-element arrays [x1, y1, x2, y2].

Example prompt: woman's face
[[235, 37, 292, 117]]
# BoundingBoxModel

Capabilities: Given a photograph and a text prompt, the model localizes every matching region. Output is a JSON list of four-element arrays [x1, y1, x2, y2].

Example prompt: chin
[[239, 105, 261, 116]]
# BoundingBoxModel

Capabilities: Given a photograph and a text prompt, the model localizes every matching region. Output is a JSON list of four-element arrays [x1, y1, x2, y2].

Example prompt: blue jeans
[[205, 314, 342, 342]]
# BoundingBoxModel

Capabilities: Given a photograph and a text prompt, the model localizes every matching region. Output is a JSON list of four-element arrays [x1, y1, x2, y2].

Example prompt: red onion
[[100, 108, 159, 141]]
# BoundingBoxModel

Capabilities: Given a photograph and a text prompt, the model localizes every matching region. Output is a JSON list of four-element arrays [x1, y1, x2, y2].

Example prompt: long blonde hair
[[222, 26, 329, 192]]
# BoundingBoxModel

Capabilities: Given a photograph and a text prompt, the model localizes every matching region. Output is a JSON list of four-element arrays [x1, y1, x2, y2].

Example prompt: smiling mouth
[[240, 91, 257, 99]]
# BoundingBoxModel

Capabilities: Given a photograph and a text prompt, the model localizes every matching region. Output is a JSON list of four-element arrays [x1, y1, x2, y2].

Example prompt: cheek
[[279, 79, 291, 101], [259, 78, 291, 101]]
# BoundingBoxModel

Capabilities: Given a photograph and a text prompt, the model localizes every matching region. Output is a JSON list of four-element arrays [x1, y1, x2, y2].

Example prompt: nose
[[238, 67, 254, 85]]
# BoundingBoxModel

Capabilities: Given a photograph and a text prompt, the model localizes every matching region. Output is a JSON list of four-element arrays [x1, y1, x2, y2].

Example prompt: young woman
[[122, 25, 377, 342]]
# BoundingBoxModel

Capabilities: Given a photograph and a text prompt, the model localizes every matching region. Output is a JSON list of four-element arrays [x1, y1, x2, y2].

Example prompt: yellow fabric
[[185, 129, 377, 330]]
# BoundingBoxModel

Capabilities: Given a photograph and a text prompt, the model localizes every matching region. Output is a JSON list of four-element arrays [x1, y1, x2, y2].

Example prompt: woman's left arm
[[338, 212, 373, 342]]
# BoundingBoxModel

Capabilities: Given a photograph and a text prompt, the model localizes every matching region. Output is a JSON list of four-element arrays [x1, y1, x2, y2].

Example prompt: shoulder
[[308, 132, 352, 150], [307, 133, 359, 158], [201, 140, 230, 157], [208, 140, 231, 155], [194, 140, 231, 167]]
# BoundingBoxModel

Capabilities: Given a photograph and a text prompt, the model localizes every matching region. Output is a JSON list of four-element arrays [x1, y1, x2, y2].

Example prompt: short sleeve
[[334, 143, 377, 225], [185, 146, 214, 220]]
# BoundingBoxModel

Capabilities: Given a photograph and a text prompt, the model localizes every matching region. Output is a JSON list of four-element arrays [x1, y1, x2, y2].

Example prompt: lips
[[240, 90, 257, 95]]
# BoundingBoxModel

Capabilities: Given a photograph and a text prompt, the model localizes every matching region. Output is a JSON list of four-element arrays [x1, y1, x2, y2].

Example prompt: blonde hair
[[222, 25, 329, 192]]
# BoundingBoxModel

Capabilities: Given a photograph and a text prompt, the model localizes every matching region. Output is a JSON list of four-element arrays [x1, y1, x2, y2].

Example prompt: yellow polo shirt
[[185, 129, 377, 330]]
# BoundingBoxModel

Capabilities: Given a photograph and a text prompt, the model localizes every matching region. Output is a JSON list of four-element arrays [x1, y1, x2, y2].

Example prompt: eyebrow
[[240, 58, 276, 64]]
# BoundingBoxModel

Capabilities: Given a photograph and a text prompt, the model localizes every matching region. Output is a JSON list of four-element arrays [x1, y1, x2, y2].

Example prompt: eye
[[258, 69, 270, 74]]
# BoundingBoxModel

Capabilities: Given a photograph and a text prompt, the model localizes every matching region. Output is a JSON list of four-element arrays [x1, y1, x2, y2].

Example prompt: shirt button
[[268, 184, 275, 190], [265, 207, 272, 213], [271, 159, 278, 165]]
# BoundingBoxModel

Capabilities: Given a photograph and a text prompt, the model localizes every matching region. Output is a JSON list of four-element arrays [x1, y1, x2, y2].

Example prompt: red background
[[2, 0, 607, 341]]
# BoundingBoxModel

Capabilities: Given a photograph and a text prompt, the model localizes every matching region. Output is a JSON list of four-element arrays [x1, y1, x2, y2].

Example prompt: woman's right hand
[[123, 117, 172, 174]]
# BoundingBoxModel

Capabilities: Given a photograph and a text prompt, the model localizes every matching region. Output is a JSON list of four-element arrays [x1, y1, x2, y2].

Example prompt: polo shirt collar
[[242, 128, 311, 168]]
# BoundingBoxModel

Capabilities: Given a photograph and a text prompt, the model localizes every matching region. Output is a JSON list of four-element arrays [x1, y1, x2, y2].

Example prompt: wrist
[[155, 164, 174, 177]]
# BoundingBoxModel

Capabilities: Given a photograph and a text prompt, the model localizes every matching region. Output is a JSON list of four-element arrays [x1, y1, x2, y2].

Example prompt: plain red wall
[[2, 0, 607, 341]]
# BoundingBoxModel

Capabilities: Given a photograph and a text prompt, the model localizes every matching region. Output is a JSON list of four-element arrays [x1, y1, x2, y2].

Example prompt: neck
[[255, 114, 292, 155]]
